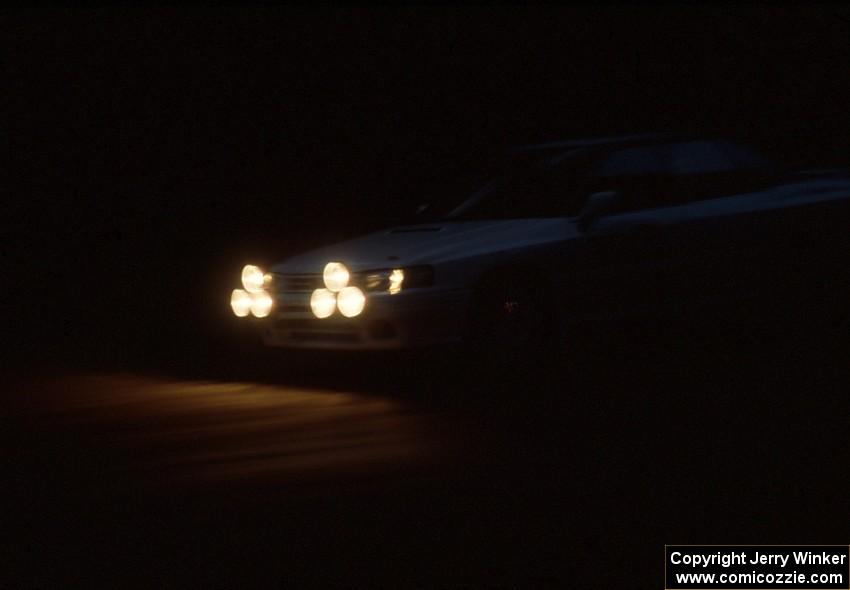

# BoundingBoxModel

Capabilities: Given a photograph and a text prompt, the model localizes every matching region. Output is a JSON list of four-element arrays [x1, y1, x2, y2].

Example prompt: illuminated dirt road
[[3, 326, 849, 587], [6, 373, 478, 496]]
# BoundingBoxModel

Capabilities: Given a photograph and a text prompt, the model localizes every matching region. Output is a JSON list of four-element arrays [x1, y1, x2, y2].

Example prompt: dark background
[[4, 8, 850, 587], [6, 6, 850, 364]]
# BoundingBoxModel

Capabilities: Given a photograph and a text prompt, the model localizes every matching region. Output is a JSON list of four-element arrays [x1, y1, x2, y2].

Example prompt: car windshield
[[413, 148, 598, 221], [408, 139, 779, 222]]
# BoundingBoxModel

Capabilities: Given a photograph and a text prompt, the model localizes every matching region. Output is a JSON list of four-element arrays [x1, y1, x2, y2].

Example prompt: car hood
[[270, 219, 576, 273]]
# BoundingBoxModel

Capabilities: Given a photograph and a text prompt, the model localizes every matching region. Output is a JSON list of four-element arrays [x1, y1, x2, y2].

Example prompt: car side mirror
[[576, 190, 620, 232]]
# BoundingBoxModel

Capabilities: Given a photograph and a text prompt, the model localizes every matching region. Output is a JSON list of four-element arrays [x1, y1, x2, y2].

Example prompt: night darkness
[[8, 6, 850, 358], [4, 6, 850, 587]]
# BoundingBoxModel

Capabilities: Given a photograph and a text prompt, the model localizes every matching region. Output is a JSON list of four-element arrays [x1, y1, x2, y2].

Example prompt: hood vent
[[388, 226, 443, 234]]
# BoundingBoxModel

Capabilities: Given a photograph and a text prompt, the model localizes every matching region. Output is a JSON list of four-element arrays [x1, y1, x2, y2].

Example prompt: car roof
[[513, 133, 683, 152]]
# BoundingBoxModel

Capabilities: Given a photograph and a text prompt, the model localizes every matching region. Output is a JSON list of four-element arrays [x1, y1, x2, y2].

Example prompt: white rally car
[[230, 134, 850, 351]]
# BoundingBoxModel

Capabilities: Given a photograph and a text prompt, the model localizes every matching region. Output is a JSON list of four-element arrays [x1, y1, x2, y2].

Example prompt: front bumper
[[258, 288, 470, 350]]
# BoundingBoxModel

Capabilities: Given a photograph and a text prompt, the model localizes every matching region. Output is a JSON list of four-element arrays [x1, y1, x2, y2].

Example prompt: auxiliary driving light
[[323, 262, 349, 292], [250, 290, 273, 318], [230, 289, 253, 317], [337, 286, 366, 318], [241, 265, 266, 294], [310, 288, 337, 319]]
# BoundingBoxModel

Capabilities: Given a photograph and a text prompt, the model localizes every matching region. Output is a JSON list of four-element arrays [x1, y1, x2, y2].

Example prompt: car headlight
[[337, 286, 366, 317], [362, 266, 434, 293], [323, 262, 350, 292], [230, 289, 253, 317], [310, 288, 337, 319], [241, 264, 266, 294], [249, 290, 273, 318], [232, 264, 275, 318], [388, 269, 404, 294]]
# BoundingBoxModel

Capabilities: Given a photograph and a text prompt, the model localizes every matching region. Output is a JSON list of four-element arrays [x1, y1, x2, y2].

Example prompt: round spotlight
[[323, 262, 350, 292], [242, 265, 266, 293], [250, 290, 273, 318], [310, 288, 337, 319], [337, 286, 366, 318], [230, 289, 253, 317]]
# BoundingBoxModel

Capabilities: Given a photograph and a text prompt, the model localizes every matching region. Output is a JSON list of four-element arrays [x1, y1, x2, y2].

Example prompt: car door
[[569, 143, 690, 320], [708, 141, 850, 311], [585, 139, 782, 318], [653, 140, 800, 313], [569, 140, 772, 320]]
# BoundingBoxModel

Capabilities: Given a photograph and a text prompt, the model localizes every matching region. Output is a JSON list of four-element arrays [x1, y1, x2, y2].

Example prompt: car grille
[[272, 271, 373, 293], [271, 273, 323, 293], [277, 303, 310, 313]]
